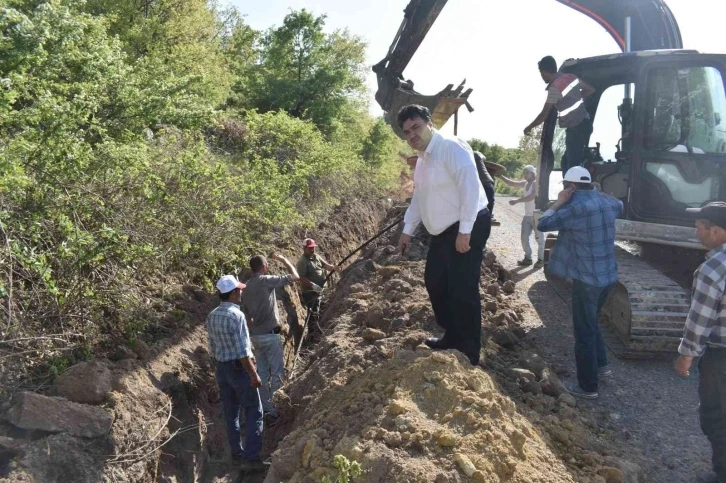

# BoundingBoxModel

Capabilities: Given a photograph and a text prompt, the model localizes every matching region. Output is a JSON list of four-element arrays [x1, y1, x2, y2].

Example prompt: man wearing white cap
[[500, 165, 545, 268], [296, 238, 340, 312], [537, 166, 622, 400], [206, 275, 265, 469]]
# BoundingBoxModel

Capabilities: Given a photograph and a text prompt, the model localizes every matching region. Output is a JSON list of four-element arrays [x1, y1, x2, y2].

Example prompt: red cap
[[303, 238, 317, 248]]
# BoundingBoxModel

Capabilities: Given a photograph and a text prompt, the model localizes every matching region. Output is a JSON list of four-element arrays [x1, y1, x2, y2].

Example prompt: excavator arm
[[373, 0, 472, 138]]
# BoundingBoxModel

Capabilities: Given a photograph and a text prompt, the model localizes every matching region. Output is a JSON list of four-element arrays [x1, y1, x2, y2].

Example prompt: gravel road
[[488, 196, 712, 483]]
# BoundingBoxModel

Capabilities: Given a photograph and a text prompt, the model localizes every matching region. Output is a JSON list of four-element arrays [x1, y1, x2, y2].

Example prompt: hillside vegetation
[[0, 0, 405, 385]]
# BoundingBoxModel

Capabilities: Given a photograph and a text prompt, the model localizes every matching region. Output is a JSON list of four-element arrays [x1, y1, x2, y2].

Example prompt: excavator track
[[599, 248, 691, 359]]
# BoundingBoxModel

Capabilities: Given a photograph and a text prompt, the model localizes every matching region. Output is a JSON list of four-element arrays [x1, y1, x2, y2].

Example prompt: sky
[[226, 0, 726, 151]]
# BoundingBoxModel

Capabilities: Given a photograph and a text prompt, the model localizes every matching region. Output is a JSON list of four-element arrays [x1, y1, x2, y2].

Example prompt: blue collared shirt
[[206, 302, 252, 362], [537, 190, 623, 287]]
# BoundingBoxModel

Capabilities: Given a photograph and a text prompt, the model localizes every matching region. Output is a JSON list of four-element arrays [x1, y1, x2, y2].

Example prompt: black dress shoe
[[468, 355, 480, 366], [424, 337, 454, 350]]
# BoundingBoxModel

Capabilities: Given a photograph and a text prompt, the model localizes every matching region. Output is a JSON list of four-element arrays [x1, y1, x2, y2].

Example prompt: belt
[[435, 208, 489, 238]]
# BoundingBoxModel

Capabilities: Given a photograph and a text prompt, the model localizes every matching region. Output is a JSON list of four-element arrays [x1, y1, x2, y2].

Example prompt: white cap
[[523, 165, 536, 174], [563, 166, 592, 183], [216, 275, 246, 294]]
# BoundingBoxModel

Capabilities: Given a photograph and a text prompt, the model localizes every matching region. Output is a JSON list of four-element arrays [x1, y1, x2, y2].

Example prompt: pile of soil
[[264, 216, 644, 483]]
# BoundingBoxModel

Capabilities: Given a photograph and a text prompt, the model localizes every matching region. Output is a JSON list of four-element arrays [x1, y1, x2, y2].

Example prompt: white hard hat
[[563, 166, 592, 183]]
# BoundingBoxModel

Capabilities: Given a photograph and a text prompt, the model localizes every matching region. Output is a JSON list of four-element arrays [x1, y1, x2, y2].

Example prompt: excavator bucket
[[372, 0, 473, 138], [378, 79, 473, 138]]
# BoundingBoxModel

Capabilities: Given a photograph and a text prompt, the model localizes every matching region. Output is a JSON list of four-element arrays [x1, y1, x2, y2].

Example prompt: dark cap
[[686, 202, 726, 230]]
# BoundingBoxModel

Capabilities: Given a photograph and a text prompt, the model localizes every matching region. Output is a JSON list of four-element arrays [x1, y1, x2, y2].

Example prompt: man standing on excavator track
[[524, 55, 595, 172], [675, 202, 726, 483], [396, 104, 491, 366]]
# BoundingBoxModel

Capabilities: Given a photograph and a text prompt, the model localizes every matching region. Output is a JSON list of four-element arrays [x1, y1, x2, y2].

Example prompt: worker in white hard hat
[[537, 166, 623, 400], [500, 165, 545, 268]]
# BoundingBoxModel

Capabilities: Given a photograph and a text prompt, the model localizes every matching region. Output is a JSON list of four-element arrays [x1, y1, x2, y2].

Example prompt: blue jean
[[215, 360, 264, 459], [571, 280, 613, 392], [251, 334, 284, 416]]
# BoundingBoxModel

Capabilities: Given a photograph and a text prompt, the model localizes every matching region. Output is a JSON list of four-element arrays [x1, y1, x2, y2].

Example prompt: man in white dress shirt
[[396, 105, 491, 365]]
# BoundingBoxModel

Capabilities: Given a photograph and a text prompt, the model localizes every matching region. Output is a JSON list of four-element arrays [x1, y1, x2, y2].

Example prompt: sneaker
[[491, 218, 501, 226], [566, 383, 598, 399], [697, 470, 722, 483], [598, 365, 613, 377], [517, 258, 533, 266], [533, 260, 544, 268]]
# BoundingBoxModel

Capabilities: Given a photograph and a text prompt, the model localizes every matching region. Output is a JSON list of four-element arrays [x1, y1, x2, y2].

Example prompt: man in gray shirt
[[242, 253, 299, 420]]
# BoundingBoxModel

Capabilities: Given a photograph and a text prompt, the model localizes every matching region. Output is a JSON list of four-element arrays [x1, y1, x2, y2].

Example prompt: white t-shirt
[[524, 181, 536, 216]]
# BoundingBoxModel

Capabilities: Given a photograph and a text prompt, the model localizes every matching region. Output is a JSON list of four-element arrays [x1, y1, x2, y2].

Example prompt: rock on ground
[[12, 433, 103, 483], [55, 361, 112, 405], [362, 328, 387, 342], [5, 391, 113, 438], [603, 456, 646, 483]]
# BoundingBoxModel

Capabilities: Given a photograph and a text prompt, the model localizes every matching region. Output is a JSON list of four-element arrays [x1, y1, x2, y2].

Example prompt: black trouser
[[483, 183, 495, 217], [562, 117, 593, 172], [424, 210, 491, 361], [699, 347, 726, 480]]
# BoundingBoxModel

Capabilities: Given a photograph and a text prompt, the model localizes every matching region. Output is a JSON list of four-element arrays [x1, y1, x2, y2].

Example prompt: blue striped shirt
[[537, 190, 623, 287], [206, 302, 252, 362]]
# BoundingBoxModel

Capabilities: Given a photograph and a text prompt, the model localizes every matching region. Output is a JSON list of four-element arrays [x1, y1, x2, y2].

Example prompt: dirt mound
[[268, 350, 577, 482], [264, 225, 639, 483]]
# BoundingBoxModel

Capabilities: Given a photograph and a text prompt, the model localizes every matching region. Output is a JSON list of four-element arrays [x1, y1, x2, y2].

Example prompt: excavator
[[375, 0, 726, 357]]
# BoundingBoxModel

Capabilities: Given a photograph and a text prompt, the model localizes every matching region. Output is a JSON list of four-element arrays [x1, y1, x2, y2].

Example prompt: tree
[[242, 9, 367, 134], [360, 118, 396, 169], [225, 16, 260, 107]]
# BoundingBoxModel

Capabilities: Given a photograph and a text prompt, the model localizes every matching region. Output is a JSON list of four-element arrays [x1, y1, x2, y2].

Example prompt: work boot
[[517, 258, 533, 266], [491, 218, 501, 226], [697, 470, 722, 483], [533, 260, 544, 269], [424, 337, 454, 350]]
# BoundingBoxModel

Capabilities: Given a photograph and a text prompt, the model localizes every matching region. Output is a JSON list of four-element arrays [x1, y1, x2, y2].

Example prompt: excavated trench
[[1, 197, 651, 483]]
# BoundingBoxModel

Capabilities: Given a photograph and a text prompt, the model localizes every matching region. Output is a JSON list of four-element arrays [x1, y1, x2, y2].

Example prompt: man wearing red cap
[[296, 238, 340, 311], [206, 275, 265, 470]]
